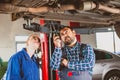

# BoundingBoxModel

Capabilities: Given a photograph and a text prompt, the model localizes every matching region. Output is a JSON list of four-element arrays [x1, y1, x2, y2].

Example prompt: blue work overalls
[[59, 68, 92, 80]]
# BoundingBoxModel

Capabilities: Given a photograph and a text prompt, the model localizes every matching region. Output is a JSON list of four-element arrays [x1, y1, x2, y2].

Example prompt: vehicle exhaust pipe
[[46, 1, 120, 14], [1, 2, 120, 14], [0, 3, 28, 13], [76, 1, 120, 14]]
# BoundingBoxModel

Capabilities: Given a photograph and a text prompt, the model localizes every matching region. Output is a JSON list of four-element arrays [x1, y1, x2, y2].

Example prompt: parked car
[[93, 49, 120, 80], [115, 52, 120, 56]]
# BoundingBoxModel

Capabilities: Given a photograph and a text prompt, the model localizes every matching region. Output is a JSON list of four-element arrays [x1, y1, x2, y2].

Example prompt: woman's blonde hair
[[26, 33, 40, 45]]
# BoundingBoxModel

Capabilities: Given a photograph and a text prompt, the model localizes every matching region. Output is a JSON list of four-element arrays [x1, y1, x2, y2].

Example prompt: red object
[[69, 22, 80, 27], [39, 19, 49, 80], [68, 71, 73, 77], [41, 33, 49, 80], [40, 19, 45, 26], [76, 35, 81, 42], [56, 70, 59, 80]]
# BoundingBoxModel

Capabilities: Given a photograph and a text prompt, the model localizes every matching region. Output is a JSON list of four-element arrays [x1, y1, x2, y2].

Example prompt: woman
[[5, 34, 41, 80]]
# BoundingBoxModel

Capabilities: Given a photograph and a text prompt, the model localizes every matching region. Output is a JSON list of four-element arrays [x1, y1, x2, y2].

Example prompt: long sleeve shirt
[[6, 48, 40, 80], [50, 42, 95, 75]]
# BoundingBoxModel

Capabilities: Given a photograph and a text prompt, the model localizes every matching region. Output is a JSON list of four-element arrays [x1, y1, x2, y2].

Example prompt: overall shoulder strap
[[61, 47, 67, 59], [79, 43, 87, 59]]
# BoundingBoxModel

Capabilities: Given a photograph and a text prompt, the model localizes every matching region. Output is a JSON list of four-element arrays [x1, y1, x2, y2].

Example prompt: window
[[15, 36, 28, 52], [96, 32, 120, 53], [94, 50, 113, 60], [16, 42, 26, 52]]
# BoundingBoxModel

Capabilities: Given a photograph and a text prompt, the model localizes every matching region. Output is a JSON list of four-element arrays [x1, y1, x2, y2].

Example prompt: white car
[[93, 49, 120, 80]]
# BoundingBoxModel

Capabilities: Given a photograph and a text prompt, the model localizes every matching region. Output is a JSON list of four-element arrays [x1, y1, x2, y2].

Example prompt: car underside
[[1, 0, 120, 37]]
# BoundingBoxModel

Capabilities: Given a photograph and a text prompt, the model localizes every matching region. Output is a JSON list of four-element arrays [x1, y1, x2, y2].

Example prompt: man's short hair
[[59, 25, 73, 31]]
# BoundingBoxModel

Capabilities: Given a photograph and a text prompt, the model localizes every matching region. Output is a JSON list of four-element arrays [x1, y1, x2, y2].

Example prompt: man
[[50, 26, 95, 80], [5, 34, 41, 80]]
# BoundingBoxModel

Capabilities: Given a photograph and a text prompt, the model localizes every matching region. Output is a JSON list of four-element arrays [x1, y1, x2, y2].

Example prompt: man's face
[[60, 27, 76, 45], [27, 35, 41, 50]]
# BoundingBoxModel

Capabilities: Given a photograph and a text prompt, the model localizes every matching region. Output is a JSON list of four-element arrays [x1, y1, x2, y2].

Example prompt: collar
[[22, 48, 36, 61], [65, 41, 79, 50]]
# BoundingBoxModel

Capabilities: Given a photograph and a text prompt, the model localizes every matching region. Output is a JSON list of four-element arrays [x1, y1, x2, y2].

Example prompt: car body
[[1, 0, 120, 38], [115, 52, 120, 56], [93, 49, 120, 80]]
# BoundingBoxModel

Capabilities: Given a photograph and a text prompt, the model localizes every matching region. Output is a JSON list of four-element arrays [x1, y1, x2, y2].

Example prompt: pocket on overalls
[[80, 71, 92, 80]]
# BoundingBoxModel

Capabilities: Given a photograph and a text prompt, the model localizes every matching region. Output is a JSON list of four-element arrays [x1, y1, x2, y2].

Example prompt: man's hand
[[53, 34, 62, 48], [61, 59, 68, 67]]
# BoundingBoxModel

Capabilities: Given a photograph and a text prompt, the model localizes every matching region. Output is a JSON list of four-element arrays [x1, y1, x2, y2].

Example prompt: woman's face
[[27, 34, 41, 50]]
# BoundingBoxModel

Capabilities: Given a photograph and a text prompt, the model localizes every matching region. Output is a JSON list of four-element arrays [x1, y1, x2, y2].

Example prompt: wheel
[[104, 70, 120, 80]]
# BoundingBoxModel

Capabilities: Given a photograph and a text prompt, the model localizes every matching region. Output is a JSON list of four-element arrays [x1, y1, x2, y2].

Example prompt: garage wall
[[81, 34, 96, 48], [0, 14, 36, 61], [0, 14, 96, 61]]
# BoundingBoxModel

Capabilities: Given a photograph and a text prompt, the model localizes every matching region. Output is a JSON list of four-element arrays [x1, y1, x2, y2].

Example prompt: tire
[[104, 70, 120, 80]]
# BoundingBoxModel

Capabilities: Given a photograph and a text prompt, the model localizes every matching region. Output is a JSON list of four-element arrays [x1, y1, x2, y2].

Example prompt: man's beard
[[64, 36, 74, 45], [64, 41, 71, 45]]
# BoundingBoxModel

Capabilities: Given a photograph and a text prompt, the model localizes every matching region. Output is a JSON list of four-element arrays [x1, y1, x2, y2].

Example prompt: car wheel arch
[[103, 69, 120, 80]]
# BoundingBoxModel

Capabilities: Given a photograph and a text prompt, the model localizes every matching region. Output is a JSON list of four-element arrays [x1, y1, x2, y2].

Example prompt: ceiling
[[0, 0, 120, 37]]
